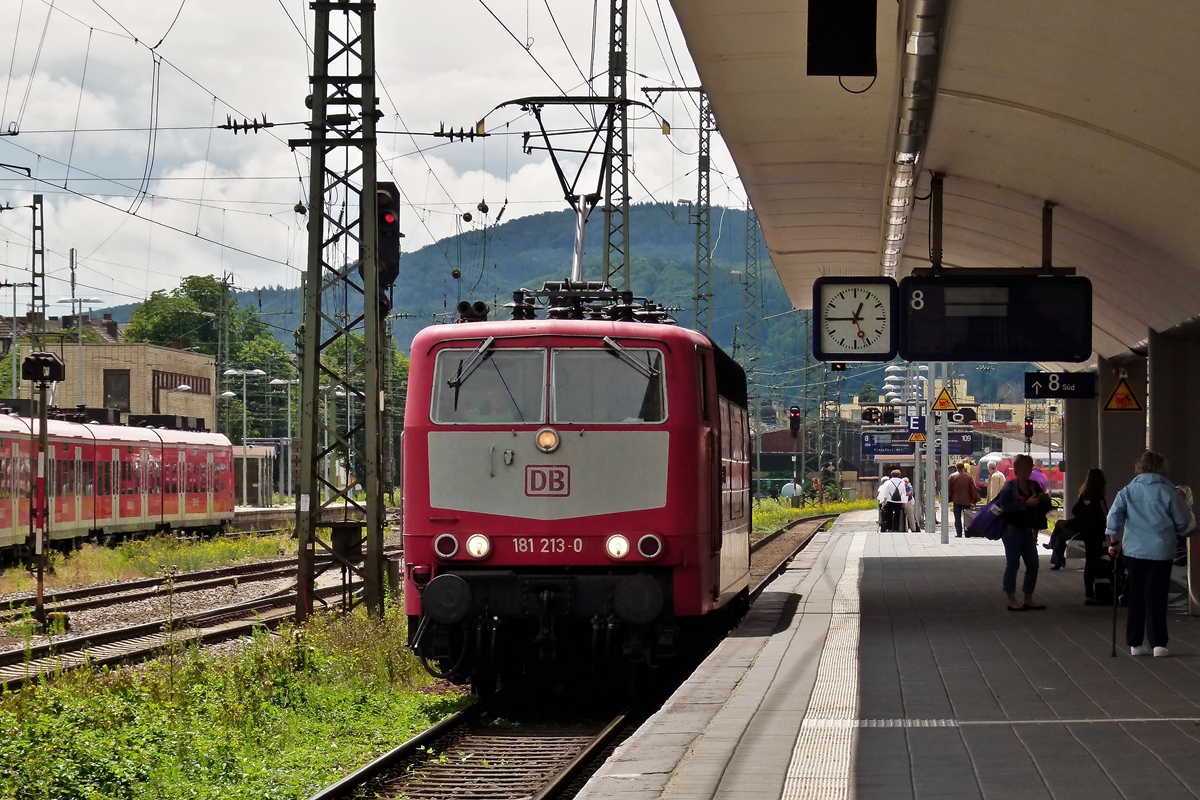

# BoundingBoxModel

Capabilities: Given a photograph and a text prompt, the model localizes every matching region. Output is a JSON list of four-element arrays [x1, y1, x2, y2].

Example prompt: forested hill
[[104, 202, 1030, 404]]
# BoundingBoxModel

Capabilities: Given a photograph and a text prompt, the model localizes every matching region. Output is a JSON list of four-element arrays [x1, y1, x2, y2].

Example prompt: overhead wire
[[129, 52, 163, 216], [543, 0, 590, 90], [2, 0, 27, 131], [150, 0, 187, 50], [4, 166, 296, 268], [12, 0, 56, 134], [63, 26, 93, 189]]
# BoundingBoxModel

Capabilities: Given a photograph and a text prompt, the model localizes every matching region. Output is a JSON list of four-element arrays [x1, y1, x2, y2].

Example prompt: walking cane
[[1111, 550, 1121, 658]]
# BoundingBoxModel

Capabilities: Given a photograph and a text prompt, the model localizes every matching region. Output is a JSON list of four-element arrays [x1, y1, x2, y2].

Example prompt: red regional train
[[0, 414, 235, 559], [403, 283, 751, 684]]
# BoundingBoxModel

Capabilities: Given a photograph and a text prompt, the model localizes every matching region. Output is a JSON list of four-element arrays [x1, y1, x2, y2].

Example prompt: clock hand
[[825, 316, 857, 321], [853, 302, 864, 323]]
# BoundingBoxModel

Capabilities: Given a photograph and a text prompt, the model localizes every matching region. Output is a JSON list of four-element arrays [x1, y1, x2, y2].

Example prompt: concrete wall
[[1097, 354, 1147, 496], [1063, 395, 1098, 514], [1148, 330, 1200, 488]]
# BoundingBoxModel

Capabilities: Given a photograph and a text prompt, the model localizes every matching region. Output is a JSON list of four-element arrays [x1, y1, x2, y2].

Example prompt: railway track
[[310, 705, 631, 800], [749, 514, 835, 599], [308, 514, 837, 800], [0, 546, 402, 623], [0, 581, 354, 691]]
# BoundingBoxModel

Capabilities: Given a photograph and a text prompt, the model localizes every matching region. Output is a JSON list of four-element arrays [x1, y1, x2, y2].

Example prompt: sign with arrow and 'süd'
[[1024, 371, 1096, 399]]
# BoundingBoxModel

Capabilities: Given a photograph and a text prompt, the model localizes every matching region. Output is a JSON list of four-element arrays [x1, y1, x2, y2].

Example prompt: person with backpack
[[1106, 451, 1192, 657], [877, 469, 907, 532], [997, 454, 1052, 611]]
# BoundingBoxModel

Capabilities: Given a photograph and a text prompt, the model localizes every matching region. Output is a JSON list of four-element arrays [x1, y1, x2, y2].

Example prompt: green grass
[[0, 535, 296, 597], [0, 607, 469, 800], [751, 498, 878, 534]]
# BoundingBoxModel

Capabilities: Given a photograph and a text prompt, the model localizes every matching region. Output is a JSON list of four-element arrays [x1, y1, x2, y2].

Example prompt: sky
[[0, 0, 748, 316]]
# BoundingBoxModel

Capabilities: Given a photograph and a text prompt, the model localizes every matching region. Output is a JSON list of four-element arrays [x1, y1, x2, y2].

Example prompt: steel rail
[[750, 516, 836, 601], [307, 705, 630, 800], [0, 583, 355, 690], [0, 546, 402, 617]]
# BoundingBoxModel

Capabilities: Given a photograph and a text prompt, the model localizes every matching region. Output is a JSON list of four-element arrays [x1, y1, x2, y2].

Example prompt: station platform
[[578, 511, 1200, 799]]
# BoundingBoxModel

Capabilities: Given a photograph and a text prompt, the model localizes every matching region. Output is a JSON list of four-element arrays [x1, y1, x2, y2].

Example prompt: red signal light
[[383, 211, 397, 225]]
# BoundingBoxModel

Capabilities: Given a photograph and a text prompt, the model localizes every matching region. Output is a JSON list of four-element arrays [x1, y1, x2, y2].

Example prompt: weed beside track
[[0, 608, 468, 800]]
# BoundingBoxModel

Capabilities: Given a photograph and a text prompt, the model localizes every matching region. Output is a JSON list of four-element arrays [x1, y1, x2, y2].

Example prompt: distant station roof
[[670, 1, 1200, 360]]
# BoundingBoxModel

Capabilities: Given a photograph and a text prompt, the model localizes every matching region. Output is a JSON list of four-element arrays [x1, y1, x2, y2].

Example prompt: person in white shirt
[[903, 477, 918, 531], [877, 470, 908, 532]]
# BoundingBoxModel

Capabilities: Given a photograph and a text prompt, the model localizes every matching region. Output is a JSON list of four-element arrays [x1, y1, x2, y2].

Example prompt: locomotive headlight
[[465, 533, 491, 559], [637, 533, 664, 559], [433, 533, 459, 558], [605, 534, 631, 559], [535, 427, 560, 453]]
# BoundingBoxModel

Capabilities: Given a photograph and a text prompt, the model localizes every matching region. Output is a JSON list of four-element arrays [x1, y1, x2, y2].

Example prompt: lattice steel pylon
[[694, 93, 712, 333], [641, 86, 713, 333], [601, 0, 630, 291], [294, 0, 386, 619], [30, 194, 45, 346], [743, 203, 761, 491]]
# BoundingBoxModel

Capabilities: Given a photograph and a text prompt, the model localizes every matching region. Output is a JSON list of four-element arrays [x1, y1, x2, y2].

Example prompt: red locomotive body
[[0, 416, 235, 557], [403, 303, 751, 680]]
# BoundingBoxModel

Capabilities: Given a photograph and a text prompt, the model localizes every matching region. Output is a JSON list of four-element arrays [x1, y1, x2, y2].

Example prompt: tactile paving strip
[[781, 531, 866, 800]]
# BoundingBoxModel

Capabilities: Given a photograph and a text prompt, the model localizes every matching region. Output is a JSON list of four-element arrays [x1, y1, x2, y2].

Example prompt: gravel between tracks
[[0, 576, 295, 651], [749, 517, 830, 586]]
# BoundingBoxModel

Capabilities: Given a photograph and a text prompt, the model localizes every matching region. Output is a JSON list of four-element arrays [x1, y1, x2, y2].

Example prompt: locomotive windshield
[[431, 348, 546, 423], [552, 348, 665, 423]]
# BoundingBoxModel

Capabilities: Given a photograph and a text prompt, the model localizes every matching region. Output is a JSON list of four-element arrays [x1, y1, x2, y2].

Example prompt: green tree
[[857, 381, 877, 403]]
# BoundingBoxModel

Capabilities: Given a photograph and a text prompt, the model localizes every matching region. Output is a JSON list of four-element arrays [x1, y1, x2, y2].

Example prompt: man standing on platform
[[950, 461, 981, 537], [988, 461, 1006, 502]]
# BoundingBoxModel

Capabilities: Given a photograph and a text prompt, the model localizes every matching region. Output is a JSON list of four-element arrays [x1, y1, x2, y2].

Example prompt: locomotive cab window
[[431, 347, 546, 424], [551, 348, 665, 423]]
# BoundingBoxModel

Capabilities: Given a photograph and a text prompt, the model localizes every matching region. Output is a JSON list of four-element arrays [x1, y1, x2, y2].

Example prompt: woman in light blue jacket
[[1107, 451, 1191, 657]]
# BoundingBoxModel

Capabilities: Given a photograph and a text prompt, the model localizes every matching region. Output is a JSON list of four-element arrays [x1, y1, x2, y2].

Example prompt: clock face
[[814, 279, 897, 360]]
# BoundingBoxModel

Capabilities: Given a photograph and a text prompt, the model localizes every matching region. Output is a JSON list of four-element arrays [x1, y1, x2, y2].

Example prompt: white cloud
[[0, 0, 745, 311]]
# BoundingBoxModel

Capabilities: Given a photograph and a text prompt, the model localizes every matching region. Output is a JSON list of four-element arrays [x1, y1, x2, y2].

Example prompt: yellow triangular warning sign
[[1103, 377, 1143, 412], [908, 432, 927, 443], [930, 387, 959, 412]]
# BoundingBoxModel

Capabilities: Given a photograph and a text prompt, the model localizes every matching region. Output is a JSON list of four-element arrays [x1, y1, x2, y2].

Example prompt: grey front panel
[[428, 430, 669, 520]]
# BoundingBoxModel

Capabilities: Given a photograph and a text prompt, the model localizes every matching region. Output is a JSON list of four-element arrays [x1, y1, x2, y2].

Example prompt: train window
[[697, 355, 710, 422], [551, 349, 665, 423], [431, 348, 546, 424]]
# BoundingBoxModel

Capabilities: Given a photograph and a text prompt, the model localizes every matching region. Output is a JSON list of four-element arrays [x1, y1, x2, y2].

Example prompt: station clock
[[812, 276, 899, 362]]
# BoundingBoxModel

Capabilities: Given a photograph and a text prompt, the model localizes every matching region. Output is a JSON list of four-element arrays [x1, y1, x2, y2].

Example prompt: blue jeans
[[1001, 526, 1039, 595]]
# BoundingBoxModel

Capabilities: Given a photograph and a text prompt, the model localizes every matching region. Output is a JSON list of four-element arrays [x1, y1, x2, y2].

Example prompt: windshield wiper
[[603, 336, 660, 379], [447, 336, 496, 388]]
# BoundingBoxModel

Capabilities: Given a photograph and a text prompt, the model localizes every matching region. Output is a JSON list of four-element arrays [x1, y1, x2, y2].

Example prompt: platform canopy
[[669, 0, 1200, 360]]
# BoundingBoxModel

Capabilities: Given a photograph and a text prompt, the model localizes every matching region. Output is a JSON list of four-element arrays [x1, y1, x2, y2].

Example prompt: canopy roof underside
[[670, 0, 1200, 361]]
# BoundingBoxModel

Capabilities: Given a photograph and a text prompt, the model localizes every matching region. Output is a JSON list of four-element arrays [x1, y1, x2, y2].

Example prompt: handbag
[[967, 496, 1006, 540]]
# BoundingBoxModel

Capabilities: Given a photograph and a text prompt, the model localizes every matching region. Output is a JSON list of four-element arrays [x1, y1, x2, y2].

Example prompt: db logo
[[525, 465, 570, 497]]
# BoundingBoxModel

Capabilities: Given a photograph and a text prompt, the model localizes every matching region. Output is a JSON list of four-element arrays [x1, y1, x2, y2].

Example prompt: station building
[[14, 341, 216, 423]]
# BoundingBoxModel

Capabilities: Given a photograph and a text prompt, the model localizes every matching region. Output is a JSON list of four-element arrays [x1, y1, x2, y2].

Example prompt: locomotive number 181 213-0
[[512, 537, 584, 554]]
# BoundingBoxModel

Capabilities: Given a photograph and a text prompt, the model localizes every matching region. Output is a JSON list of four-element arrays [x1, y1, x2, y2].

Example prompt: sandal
[[1023, 604, 1047, 610], [1007, 606, 1027, 611]]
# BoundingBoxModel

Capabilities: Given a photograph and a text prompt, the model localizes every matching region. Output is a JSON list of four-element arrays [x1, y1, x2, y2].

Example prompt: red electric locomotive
[[404, 283, 751, 683]]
